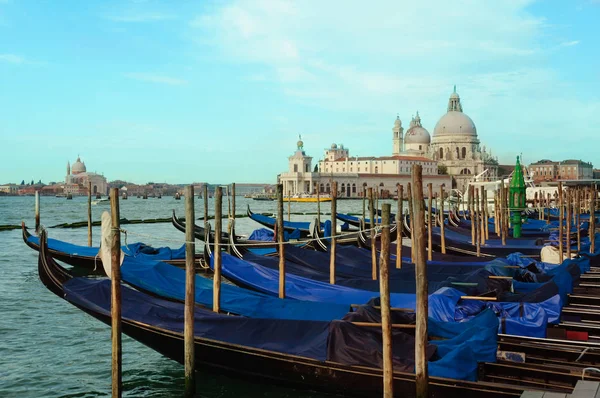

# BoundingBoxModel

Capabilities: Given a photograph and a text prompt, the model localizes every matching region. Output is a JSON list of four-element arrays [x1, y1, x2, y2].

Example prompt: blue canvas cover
[[61, 275, 497, 381], [248, 228, 302, 241], [216, 253, 560, 337], [27, 234, 186, 260], [120, 256, 350, 321]]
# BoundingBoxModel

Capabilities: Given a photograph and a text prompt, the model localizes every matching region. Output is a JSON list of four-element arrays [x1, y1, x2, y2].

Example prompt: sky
[[0, 0, 599, 185]]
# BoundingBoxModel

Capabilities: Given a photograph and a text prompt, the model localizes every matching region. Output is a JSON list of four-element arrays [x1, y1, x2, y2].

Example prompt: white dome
[[433, 111, 477, 137], [405, 126, 431, 144], [72, 157, 86, 174]]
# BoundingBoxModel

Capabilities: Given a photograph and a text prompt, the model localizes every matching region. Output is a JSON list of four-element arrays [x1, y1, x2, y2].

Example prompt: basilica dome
[[72, 156, 86, 174], [433, 111, 477, 137], [404, 112, 430, 144], [433, 87, 477, 138]]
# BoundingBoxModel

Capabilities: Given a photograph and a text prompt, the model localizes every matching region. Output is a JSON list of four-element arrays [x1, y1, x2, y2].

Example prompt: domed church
[[393, 86, 498, 190], [64, 156, 108, 195]]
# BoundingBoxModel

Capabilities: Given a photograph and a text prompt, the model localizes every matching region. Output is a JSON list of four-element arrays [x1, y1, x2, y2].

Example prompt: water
[[0, 195, 395, 397]]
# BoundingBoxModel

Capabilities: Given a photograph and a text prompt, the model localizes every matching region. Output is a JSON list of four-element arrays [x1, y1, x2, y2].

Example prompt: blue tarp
[[248, 228, 302, 241], [216, 253, 560, 337], [27, 234, 186, 260], [62, 275, 498, 381], [120, 256, 350, 321]]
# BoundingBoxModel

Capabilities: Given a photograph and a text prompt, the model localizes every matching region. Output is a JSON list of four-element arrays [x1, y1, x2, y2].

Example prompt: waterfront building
[[64, 156, 108, 195], [279, 137, 451, 198], [0, 184, 19, 195], [529, 159, 594, 182]]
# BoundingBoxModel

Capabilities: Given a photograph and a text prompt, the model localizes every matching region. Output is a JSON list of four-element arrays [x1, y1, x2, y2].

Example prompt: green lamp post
[[509, 156, 527, 238]]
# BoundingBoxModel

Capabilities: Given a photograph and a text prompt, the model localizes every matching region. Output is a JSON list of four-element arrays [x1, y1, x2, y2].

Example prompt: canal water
[[0, 195, 396, 397]]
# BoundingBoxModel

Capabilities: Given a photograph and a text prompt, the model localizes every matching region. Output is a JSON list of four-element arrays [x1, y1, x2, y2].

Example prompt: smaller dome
[[71, 156, 86, 174], [405, 126, 431, 144], [297, 140, 304, 149], [331, 143, 338, 149]]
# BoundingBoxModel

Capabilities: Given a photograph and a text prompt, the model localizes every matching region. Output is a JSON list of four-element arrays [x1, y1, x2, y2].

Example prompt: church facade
[[64, 156, 108, 195], [278, 87, 497, 196]]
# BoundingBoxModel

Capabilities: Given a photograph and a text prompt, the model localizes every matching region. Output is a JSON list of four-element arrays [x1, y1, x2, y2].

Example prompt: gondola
[[37, 230, 526, 397], [171, 210, 241, 242], [21, 222, 195, 269], [247, 205, 329, 239]]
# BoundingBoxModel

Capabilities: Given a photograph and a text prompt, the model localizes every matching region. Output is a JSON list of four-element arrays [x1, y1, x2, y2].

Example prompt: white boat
[[92, 198, 110, 205]]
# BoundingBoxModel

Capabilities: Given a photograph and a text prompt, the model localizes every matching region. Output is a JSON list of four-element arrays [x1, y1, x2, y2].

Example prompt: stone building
[[428, 87, 498, 190], [279, 137, 450, 198], [529, 159, 594, 182], [64, 156, 108, 195]]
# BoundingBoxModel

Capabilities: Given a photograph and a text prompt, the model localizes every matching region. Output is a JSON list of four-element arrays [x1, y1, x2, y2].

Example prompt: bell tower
[[392, 115, 403, 155]]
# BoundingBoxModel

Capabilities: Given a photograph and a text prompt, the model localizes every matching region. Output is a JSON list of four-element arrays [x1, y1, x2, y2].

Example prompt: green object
[[509, 156, 526, 238]]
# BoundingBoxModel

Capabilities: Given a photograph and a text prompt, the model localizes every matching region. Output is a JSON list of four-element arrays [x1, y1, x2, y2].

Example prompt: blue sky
[[0, 0, 598, 184]]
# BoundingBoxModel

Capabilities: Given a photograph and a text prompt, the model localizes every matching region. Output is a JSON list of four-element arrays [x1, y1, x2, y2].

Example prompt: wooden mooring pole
[[591, 186, 596, 254], [317, 187, 321, 227], [475, 188, 481, 257], [576, 188, 581, 253], [480, 186, 486, 245], [412, 166, 428, 398], [362, 186, 366, 222], [396, 185, 403, 269], [379, 202, 393, 398], [558, 182, 564, 263], [35, 190, 40, 233], [109, 188, 122, 398], [407, 183, 414, 263], [427, 183, 433, 261], [330, 182, 337, 285], [369, 187, 377, 280], [184, 185, 195, 397], [566, 189, 572, 259], [287, 190, 291, 222], [469, 185, 475, 245], [87, 182, 92, 246], [203, 185, 208, 233], [213, 187, 222, 313], [440, 185, 446, 254], [278, 184, 286, 298]]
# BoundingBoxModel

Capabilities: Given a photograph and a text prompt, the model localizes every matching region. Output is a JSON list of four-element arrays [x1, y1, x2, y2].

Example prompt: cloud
[[558, 40, 580, 47], [105, 13, 175, 22], [0, 54, 24, 64], [124, 72, 188, 85]]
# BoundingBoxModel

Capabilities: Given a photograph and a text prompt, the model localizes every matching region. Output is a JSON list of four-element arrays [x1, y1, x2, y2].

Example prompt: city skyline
[[0, 0, 598, 184]]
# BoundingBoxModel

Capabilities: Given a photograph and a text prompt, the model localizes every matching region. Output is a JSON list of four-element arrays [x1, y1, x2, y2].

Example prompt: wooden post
[[440, 185, 446, 254], [369, 187, 377, 280], [287, 190, 291, 222], [483, 187, 489, 241], [184, 185, 195, 397], [407, 183, 415, 263], [278, 185, 286, 298], [35, 190, 40, 233], [379, 202, 393, 398], [396, 185, 403, 269], [427, 183, 433, 261], [501, 185, 507, 245], [475, 188, 481, 257], [566, 189, 572, 259], [591, 187, 596, 254], [362, 186, 366, 221], [412, 166, 428, 398], [494, 190, 499, 237], [317, 187, 321, 228], [576, 188, 581, 253], [469, 186, 475, 245], [330, 182, 337, 285], [374, 189, 379, 226], [558, 182, 564, 263], [203, 185, 208, 233], [232, 183, 236, 223], [480, 186, 486, 245], [86, 182, 93, 246], [213, 187, 222, 312], [109, 188, 122, 398]]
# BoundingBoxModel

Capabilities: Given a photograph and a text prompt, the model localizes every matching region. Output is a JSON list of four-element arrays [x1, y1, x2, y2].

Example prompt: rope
[[582, 367, 600, 380]]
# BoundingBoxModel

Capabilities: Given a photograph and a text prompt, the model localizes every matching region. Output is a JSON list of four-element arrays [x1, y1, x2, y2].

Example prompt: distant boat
[[251, 193, 275, 201], [92, 198, 110, 205], [283, 194, 331, 203]]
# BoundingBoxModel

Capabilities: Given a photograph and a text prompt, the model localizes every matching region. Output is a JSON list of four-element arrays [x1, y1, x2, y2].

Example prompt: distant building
[[64, 156, 108, 195], [279, 137, 451, 197], [0, 184, 19, 195], [594, 169, 600, 179], [529, 159, 593, 182]]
